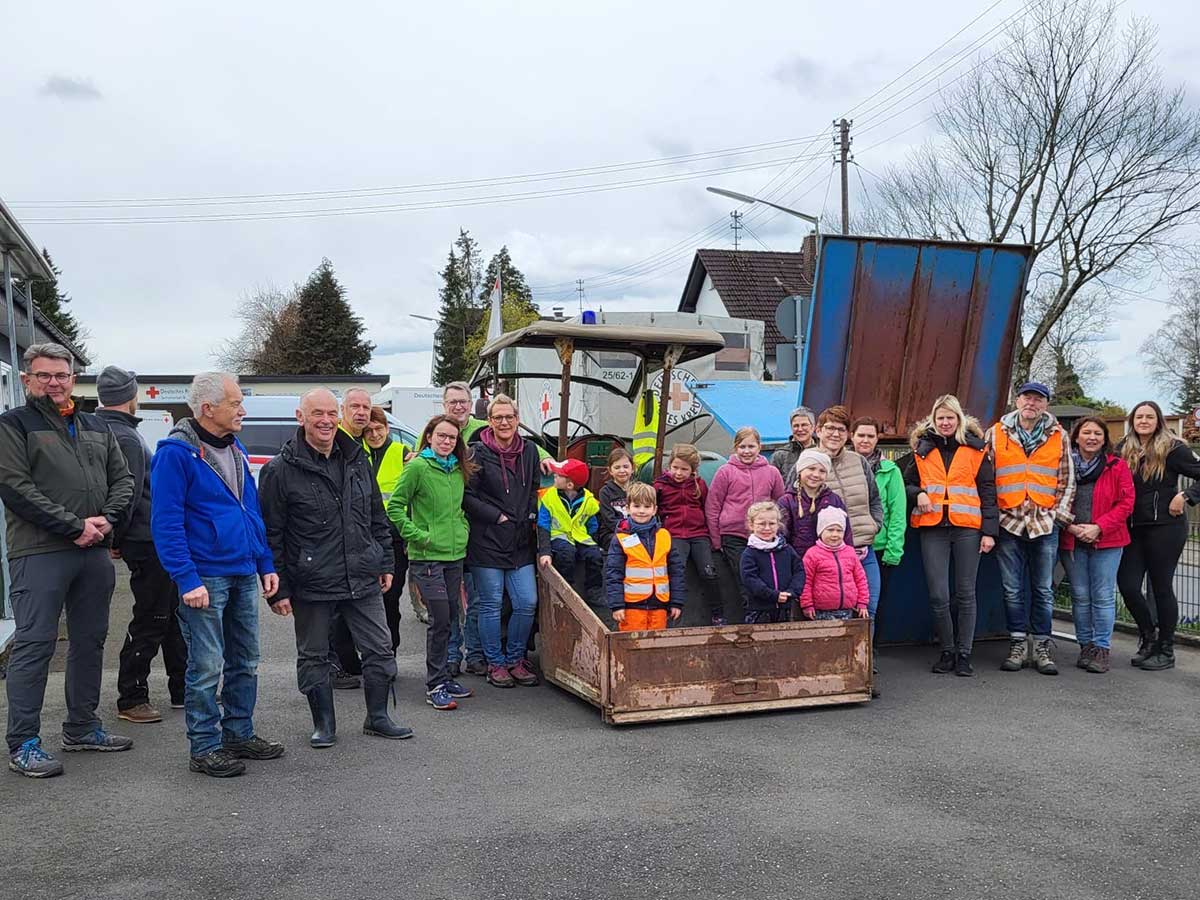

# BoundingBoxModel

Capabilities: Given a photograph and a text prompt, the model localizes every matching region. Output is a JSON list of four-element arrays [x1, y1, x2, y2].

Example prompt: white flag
[[486, 272, 503, 342]]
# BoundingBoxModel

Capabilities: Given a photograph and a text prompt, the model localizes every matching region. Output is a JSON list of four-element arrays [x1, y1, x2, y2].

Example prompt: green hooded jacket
[[872, 457, 906, 566], [386, 453, 468, 561]]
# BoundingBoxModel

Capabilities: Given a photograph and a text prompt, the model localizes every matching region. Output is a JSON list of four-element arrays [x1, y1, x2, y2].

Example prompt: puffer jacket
[[258, 428, 393, 604], [654, 472, 709, 539], [800, 540, 870, 617], [704, 455, 785, 546], [740, 538, 805, 611], [0, 394, 133, 559], [777, 486, 853, 557], [95, 408, 152, 546], [825, 448, 882, 548], [596, 479, 631, 552]]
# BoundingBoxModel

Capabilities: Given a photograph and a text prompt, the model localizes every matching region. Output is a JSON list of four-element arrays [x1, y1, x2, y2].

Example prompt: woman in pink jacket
[[705, 426, 786, 621], [800, 508, 870, 620]]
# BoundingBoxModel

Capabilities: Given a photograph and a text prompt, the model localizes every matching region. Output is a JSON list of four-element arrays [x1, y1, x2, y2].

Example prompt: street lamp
[[705, 186, 820, 235]]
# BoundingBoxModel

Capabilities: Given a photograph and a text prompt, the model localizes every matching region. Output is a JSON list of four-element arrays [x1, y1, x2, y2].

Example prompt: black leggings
[[1117, 521, 1188, 639]]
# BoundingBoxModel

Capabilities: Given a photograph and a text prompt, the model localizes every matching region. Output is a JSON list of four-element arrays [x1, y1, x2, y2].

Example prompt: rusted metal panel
[[537, 567, 871, 725], [803, 235, 1032, 436]]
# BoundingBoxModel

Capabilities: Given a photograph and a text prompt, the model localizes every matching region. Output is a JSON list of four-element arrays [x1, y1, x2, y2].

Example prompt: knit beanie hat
[[795, 448, 832, 476], [816, 507, 846, 536], [97, 366, 138, 406]]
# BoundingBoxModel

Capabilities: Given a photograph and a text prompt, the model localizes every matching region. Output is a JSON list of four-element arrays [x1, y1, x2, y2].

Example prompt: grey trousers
[[5, 548, 116, 752], [291, 592, 397, 695], [919, 526, 982, 654]]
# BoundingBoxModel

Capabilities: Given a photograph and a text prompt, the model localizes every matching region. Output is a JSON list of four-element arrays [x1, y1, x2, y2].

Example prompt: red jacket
[[800, 541, 870, 616], [1060, 453, 1135, 551], [654, 472, 709, 539]]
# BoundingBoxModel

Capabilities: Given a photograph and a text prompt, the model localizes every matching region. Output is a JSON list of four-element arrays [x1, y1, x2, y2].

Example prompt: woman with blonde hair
[[1115, 401, 1200, 670], [900, 394, 997, 676]]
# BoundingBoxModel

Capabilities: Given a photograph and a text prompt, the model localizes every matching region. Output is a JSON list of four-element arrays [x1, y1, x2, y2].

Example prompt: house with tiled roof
[[676, 237, 815, 377]]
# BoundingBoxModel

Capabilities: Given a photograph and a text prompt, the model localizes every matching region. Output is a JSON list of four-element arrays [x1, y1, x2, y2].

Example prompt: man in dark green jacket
[[0, 343, 135, 778]]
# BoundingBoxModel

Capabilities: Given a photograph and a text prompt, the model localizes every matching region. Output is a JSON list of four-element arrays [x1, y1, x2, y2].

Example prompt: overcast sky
[[2, 0, 1196, 409]]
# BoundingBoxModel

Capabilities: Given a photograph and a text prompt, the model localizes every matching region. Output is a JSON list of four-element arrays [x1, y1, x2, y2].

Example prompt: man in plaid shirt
[[987, 382, 1076, 675]]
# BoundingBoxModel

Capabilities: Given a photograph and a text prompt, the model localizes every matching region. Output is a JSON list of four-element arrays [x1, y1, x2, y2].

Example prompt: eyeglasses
[[445, 399, 471, 407], [30, 372, 73, 384], [490, 414, 517, 423], [821, 425, 848, 434]]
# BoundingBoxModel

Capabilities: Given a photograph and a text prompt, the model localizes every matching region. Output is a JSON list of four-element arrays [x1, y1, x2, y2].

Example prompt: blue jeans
[[1060, 545, 1122, 649], [995, 530, 1057, 639], [473, 565, 538, 666], [448, 570, 482, 665], [175, 574, 261, 757], [862, 547, 880, 635]]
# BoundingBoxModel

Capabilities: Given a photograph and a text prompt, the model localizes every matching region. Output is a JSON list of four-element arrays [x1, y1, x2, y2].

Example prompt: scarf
[[1002, 410, 1052, 455], [420, 446, 458, 472], [748, 533, 783, 551], [57, 400, 76, 418], [479, 427, 526, 492], [862, 448, 883, 473], [1072, 450, 1105, 485]]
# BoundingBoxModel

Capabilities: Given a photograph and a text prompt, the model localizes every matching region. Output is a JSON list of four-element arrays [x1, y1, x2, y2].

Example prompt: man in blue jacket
[[150, 372, 284, 777]]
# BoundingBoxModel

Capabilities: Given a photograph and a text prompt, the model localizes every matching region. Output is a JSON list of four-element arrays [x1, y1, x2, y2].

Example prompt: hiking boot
[[8, 738, 63, 778], [1139, 636, 1175, 671], [1000, 638, 1026, 672], [509, 659, 540, 687], [363, 680, 414, 739], [189, 748, 245, 778], [332, 670, 361, 691], [955, 654, 974, 677], [1131, 629, 1157, 667], [1075, 643, 1095, 669], [1085, 646, 1110, 674], [931, 651, 955, 674], [487, 664, 515, 688], [710, 612, 728, 627], [463, 658, 489, 677], [442, 679, 473, 699], [305, 683, 337, 749], [223, 734, 286, 760], [118, 703, 162, 724], [426, 685, 458, 710], [61, 728, 133, 752], [1033, 639, 1058, 675]]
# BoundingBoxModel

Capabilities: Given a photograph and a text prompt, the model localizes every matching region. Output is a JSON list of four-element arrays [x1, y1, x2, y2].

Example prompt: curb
[[1052, 608, 1200, 649]]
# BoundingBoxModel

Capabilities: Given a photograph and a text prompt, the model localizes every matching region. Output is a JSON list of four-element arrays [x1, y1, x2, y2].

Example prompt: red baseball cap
[[548, 458, 591, 487]]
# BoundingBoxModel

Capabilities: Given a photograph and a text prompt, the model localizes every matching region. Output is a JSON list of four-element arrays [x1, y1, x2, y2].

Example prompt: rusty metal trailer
[[537, 566, 872, 725]]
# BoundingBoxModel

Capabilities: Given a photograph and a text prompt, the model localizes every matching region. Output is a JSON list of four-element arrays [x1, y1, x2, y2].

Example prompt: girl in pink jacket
[[800, 508, 870, 621], [705, 426, 786, 621]]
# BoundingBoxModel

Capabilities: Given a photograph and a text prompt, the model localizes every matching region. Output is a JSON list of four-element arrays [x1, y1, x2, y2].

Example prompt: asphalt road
[[3, 568, 1199, 900]]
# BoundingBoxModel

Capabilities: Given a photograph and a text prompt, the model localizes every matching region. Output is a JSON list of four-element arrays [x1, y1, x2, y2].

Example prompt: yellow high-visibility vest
[[632, 390, 659, 469]]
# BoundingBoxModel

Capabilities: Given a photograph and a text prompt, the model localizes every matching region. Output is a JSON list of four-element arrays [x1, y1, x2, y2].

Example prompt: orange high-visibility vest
[[618, 529, 672, 606], [910, 446, 985, 529], [993, 427, 1063, 510]]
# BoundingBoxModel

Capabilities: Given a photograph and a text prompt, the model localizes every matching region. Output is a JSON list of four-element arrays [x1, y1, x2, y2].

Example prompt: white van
[[239, 395, 419, 479]]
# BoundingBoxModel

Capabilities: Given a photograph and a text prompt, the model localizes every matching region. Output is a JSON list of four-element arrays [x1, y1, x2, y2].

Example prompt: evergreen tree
[[479, 245, 537, 314], [454, 229, 483, 305], [273, 259, 373, 375], [1051, 348, 1084, 403], [432, 248, 477, 385], [1176, 343, 1200, 416], [21, 249, 85, 351]]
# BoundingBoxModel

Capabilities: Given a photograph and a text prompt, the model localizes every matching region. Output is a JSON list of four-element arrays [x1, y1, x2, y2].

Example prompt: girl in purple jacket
[[777, 449, 852, 558]]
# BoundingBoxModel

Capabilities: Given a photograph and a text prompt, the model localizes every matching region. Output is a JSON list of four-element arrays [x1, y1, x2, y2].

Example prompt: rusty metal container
[[536, 567, 872, 725]]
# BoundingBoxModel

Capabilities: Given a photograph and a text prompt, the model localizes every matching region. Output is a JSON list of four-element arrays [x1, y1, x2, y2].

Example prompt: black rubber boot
[[1131, 629, 1157, 667], [1139, 634, 1176, 671], [305, 683, 337, 749], [363, 680, 415, 740]]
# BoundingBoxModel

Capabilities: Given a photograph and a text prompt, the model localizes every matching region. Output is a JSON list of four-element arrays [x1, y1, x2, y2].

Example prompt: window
[[237, 423, 297, 457], [715, 332, 751, 371]]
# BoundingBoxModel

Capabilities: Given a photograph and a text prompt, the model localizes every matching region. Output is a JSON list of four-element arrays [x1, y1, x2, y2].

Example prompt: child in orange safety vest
[[603, 482, 687, 632]]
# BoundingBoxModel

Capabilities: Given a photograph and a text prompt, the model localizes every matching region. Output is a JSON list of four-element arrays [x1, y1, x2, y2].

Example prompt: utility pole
[[729, 210, 743, 250], [576, 279, 585, 313], [835, 118, 852, 235]]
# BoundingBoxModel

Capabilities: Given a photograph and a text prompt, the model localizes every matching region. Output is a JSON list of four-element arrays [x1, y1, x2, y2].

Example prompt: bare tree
[[1141, 270, 1200, 415], [212, 284, 300, 374], [869, 0, 1200, 392], [1027, 290, 1111, 399]]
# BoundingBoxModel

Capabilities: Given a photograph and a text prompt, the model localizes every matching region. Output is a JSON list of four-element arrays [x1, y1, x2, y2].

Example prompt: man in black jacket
[[95, 366, 188, 724], [258, 389, 412, 748]]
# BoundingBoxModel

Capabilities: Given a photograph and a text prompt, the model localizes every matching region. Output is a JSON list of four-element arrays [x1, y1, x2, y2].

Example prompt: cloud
[[772, 57, 826, 91], [39, 75, 103, 101], [646, 135, 694, 158]]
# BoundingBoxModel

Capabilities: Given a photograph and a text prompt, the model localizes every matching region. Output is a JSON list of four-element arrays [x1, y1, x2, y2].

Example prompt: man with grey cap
[[95, 366, 188, 725]]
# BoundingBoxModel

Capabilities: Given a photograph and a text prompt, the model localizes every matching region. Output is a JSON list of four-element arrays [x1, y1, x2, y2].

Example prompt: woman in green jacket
[[851, 416, 906, 608], [387, 415, 476, 711]]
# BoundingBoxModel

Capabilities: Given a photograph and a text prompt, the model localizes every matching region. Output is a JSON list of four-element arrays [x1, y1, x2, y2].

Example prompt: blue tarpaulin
[[691, 380, 801, 444]]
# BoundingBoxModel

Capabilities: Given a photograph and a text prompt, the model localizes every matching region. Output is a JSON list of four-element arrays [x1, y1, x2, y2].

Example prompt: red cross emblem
[[668, 378, 691, 413], [539, 390, 552, 420], [146, 386, 160, 399]]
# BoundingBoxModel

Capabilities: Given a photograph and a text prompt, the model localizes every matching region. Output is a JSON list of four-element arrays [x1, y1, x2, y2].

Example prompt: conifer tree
[[274, 259, 374, 374]]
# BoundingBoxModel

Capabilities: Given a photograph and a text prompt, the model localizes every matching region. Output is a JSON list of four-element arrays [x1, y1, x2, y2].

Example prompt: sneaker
[[710, 612, 728, 627], [117, 703, 162, 724], [463, 658, 489, 677], [509, 659, 540, 687], [332, 671, 362, 691], [1000, 638, 1026, 672], [931, 651, 955, 674], [442, 679, 473, 699], [487, 664, 515, 688], [189, 748, 246, 778], [426, 685, 458, 710], [223, 734, 286, 760], [169, 697, 185, 710], [955, 654, 974, 677], [8, 738, 64, 778], [61, 728, 134, 752], [1075, 643, 1095, 669], [1034, 639, 1058, 675], [1085, 646, 1110, 674]]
